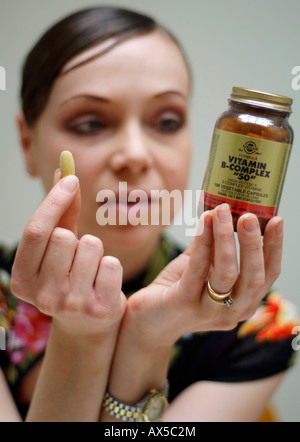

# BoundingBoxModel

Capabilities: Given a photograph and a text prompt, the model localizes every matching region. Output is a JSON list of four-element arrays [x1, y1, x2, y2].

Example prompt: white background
[[0, 0, 299, 421]]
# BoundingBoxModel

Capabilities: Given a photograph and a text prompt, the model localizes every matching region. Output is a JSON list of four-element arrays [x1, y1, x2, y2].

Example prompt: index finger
[[13, 175, 79, 280], [178, 210, 213, 302]]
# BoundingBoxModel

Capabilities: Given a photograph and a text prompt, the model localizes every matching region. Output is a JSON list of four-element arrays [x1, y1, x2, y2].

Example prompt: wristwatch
[[103, 380, 169, 422]]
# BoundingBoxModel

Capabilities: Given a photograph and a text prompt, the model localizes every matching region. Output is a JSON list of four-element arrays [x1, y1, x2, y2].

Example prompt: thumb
[[58, 180, 81, 235], [53, 168, 81, 236], [153, 212, 213, 289], [177, 210, 213, 300]]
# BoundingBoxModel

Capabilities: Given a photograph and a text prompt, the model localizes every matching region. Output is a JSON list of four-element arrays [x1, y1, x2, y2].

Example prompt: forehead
[[52, 31, 190, 104]]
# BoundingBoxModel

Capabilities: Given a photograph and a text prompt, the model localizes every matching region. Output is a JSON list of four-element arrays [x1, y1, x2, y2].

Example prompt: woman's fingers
[[57, 180, 81, 235], [209, 204, 238, 294], [232, 214, 265, 316], [178, 210, 213, 301], [37, 227, 77, 313], [12, 176, 80, 285], [263, 216, 284, 290], [40, 227, 77, 281], [69, 236, 124, 318], [70, 235, 104, 295], [95, 256, 123, 305]]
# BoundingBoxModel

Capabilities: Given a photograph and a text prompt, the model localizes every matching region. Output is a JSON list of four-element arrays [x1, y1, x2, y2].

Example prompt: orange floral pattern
[[238, 292, 299, 342]]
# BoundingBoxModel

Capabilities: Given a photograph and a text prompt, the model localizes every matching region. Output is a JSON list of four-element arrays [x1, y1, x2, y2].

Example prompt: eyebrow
[[60, 94, 111, 108], [60, 90, 187, 108], [153, 90, 187, 100]]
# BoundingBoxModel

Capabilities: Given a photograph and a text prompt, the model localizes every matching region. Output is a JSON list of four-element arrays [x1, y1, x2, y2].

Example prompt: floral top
[[0, 239, 298, 419]]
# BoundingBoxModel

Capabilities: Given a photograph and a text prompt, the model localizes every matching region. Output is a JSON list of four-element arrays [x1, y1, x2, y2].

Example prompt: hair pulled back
[[21, 7, 161, 126]]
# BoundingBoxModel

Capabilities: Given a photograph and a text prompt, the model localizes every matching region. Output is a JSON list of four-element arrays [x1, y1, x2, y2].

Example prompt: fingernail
[[53, 168, 61, 182], [243, 214, 258, 232], [60, 175, 79, 193], [216, 204, 231, 223], [276, 217, 284, 235]]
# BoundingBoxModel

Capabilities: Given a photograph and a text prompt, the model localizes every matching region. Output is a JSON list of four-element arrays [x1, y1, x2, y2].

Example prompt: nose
[[109, 119, 153, 176]]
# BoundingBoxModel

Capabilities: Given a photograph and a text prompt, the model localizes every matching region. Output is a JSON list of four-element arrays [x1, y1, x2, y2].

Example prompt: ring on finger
[[206, 280, 234, 307]]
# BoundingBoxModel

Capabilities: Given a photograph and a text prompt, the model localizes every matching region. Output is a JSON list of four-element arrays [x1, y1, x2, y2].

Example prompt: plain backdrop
[[0, 0, 299, 421]]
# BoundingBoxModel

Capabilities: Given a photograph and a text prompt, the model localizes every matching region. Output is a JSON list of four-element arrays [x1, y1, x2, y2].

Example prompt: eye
[[155, 112, 184, 134], [67, 115, 106, 135]]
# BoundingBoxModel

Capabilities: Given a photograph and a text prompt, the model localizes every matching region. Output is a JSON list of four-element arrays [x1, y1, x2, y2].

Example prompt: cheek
[[77, 173, 97, 206], [159, 144, 191, 192], [31, 135, 62, 192], [74, 157, 110, 216], [32, 121, 111, 194]]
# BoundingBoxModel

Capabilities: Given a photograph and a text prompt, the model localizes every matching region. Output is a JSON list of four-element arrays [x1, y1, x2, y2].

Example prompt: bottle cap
[[230, 87, 293, 112]]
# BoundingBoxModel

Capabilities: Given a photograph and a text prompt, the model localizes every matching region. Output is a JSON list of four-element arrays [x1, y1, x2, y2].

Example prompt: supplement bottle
[[202, 87, 294, 233]]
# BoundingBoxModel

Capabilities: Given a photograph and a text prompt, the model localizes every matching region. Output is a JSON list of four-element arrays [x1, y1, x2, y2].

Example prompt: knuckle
[[10, 266, 35, 297], [83, 299, 105, 319], [24, 223, 47, 244], [245, 241, 261, 254], [221, 270, 238, 287], [36, 294, 53, 315], [246, 276, 265, 294], [10, 274, 23, 297], [80, 235, 103, 252], [48, 193, 64, 210], [221, 249, 234, 261], [51, 227, 76, 245], [63, 296, 79, 314], [102, 256, 122, 272], [218, 231, 234, 245], [268, 267, 281, 282]]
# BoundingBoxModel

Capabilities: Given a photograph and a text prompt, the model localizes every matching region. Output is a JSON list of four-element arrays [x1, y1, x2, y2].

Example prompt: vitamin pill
[[60, 151, 75, 177]]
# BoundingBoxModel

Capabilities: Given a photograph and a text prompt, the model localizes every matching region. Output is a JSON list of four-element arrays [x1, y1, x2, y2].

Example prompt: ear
[[15, 112, 39, 176]]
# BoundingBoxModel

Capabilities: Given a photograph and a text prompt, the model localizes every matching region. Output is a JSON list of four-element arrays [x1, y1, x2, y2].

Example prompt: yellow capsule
[[60, 151, 75, 177]]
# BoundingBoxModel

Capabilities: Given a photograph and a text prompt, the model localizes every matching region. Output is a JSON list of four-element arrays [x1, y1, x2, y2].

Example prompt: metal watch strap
[[102, 380, 169, 422], [103, 394, 145, 422]]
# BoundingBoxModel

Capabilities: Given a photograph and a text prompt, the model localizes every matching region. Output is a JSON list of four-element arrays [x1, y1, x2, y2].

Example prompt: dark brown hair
[[21, 6, 190, 127]]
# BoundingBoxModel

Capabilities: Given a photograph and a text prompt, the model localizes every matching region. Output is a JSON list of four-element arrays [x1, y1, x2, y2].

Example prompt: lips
[[118, 189, 152, 204], [96, 186, 160, 221], [98, 187, 159, 205]]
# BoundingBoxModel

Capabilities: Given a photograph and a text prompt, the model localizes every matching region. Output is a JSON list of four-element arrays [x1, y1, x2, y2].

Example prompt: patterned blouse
[[0, 237, 298, 420]]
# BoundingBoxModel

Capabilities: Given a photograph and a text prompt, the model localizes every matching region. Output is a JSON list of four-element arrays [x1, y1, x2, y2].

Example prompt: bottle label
[[202, 129, 291, 218]]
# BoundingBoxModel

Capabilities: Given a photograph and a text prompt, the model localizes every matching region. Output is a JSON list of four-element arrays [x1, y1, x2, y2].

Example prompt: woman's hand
[[124, 204, 283, 347], [101, 204, 283, 421], [11, 172, 126, 337], [10, 171, 126, 422]]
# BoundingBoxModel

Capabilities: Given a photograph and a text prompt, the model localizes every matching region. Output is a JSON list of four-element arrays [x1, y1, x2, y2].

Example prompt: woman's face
[[22, 31, 191, 254]]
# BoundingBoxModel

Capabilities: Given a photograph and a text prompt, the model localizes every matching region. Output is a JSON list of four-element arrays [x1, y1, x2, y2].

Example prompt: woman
[[0, 6, 297, 422]]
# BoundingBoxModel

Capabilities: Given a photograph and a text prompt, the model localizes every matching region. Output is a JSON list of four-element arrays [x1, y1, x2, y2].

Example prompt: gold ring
[[206, 281, 234, 307], [207, 281, 233, 299]]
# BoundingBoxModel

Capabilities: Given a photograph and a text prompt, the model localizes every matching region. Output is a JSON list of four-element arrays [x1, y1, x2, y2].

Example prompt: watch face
[[144, 394, 168, 422]]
